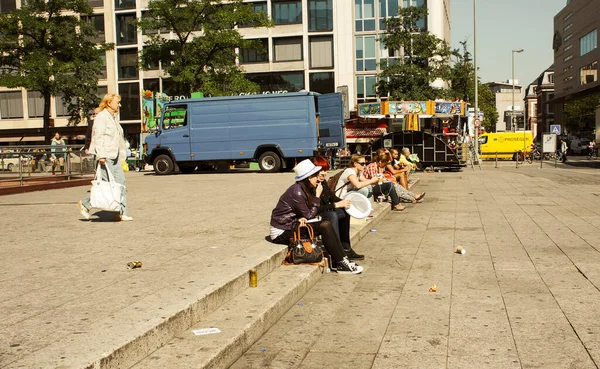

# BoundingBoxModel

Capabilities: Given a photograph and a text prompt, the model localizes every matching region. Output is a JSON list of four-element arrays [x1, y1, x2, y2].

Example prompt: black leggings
[[373, 182, 400, 206], [272, 220, 346, 264], [320, 209, 351, 250]]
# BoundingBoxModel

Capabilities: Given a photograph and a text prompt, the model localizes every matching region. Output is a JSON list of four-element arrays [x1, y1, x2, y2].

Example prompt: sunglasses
[[357, 161, 367, 165]]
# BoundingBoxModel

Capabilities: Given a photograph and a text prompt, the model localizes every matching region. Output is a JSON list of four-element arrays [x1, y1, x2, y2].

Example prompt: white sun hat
[[343, 191, 372, 219], [294, 159, 322, 181]]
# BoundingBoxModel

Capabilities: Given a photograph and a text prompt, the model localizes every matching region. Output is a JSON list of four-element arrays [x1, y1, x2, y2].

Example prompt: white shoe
[[115, 214, 134, 221], [77, 201, 90, 221], [336, 257, 363, 274]]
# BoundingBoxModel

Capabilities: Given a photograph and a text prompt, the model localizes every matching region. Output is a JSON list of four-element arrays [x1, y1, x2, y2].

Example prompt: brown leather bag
[[285, 223, 324, 264]]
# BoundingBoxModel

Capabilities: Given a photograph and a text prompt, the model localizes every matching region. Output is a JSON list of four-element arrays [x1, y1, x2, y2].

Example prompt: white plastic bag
[[90, 164, 124, 211]]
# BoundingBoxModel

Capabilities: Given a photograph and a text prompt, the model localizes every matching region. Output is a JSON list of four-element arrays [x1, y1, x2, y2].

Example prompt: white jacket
[[89, 109, 126, 160]]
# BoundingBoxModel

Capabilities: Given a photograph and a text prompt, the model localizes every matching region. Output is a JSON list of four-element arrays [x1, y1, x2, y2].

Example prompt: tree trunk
[[43, 92, 51, 144]]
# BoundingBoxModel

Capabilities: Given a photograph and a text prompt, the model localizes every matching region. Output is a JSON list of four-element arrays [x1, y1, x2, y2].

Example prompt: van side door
[[189, 100, 231, 160], [316, 93, 346, 149], [160, 104, 191, 161]]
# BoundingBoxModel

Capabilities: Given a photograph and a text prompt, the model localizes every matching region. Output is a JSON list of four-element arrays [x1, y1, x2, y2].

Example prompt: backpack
[[326, 170, 350, 193]]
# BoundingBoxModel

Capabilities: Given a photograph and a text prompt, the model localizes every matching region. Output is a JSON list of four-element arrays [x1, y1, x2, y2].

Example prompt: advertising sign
[[543, 133, 557, 153], [434, 102, 463, 115], [388, 101, 427, 115]]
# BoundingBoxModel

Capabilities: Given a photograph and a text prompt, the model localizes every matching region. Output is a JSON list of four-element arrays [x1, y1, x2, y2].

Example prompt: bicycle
[[587, 147, 596, 160]]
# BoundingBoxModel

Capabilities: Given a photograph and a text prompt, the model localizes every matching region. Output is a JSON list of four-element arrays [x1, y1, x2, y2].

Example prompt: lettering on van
[[238, 90, 288, 96], [498, 137, 525, 142]]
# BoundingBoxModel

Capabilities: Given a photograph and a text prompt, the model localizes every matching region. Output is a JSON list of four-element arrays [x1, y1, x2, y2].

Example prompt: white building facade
[[0, 0, 451, 142]]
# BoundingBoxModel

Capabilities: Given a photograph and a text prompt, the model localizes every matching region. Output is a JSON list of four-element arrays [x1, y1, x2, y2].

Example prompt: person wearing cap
[[270, 159, 363, 274], [77, 94, 133, 222]]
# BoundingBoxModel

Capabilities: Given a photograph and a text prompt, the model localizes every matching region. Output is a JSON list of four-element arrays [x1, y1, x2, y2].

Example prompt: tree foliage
[[563, 94, 599, 135], [377, 5, 454, 101], [137, 0, 271, 96], [448, 40, 498, 132], [0, 0, 112, 142]]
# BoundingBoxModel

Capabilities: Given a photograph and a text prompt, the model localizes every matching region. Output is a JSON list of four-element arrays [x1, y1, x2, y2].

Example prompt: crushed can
[[127, 261, 142, 269]]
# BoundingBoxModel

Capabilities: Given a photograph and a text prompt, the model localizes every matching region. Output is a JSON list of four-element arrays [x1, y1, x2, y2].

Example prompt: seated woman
[[270, 159, 363, 274], [312, 156, 364, 260], [362, 154, 406, 211], [383, 149, 425, 204], [334, 154, 380, 199], [387, 148, 411, 190]]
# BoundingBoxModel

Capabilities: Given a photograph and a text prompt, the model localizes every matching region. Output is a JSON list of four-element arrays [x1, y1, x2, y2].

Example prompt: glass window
[[118, 48, 139, 80], [163, 105, 187, 130], [240, 39, 269, 64], [0, 91, 22, 118], [98, 52, 107, 79], [54, 93, 76, 117], [309, 72, 334, 94], [27, 91, 44, 118], [564, 34, 573, 42], [308, 0, 332, 32], [580, 29, 598, 56], [564, 54, 573, 62], [115, 0, 135, 10], [246, 72, 304, 92], [0, 0, 16, 13], [356, 75, 377, 103], [86, 0, 103, 7], [580, 61, 598, 85], [116, 13, 137, 45], [356, 76, 364, 100], [143, 78, 160, 92], [118, 82, 141, 121], [310, 36, 333, 68], [96, 86, 108, 100], [142, 47, 159, 70], [239, 2, 267, 28], [82, 14, 105, 43], [356, 36, 376, 71], [272, 0, 302, 25], [273, 37, 303, 62], [355, 0, 375, 32]]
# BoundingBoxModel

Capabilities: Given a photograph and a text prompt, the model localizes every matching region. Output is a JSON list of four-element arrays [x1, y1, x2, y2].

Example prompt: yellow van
[[479, 131, 533, 160]]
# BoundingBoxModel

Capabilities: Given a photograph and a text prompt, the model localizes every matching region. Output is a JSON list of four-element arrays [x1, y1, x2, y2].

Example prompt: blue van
[[143, 92, 345, 174]]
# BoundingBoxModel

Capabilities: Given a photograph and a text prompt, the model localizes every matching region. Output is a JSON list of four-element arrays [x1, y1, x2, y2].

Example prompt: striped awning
[[345, 127, 387, 138]]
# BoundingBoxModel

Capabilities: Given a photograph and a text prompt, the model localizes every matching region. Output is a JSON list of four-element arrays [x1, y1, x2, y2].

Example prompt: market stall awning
[[346, 127, 387, 139], [0, 136, 45, 143]]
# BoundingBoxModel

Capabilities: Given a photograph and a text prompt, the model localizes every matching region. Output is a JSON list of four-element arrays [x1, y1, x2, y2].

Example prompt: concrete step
[[128, 201, 393, 369]]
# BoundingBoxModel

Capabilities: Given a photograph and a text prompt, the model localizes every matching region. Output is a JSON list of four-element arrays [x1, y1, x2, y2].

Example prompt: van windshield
[[162, 105, 187, 130], [479, 136, 488, 145]]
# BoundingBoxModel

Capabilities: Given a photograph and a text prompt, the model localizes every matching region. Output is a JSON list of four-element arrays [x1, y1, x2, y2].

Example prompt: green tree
[[137, 0, 271, 97], [377, 5, 454, 101], [449, 40, 498, 132], [0, 0, 113, 142], [563, 94, 600, 135]]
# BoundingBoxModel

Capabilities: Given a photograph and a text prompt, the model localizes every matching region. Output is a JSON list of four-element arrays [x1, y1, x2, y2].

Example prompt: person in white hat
[[269, 159, 363, 274]]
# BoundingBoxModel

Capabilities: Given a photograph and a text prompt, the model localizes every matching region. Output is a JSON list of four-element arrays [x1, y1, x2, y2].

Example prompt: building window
[[239, 2, 267, 28], [310, 36, 333, 68], [55, 93, 76, 117], [240, 39, 268, 64], [118, 48, 139, 80], [580, 29, 598, 56], [87, 0, 103, 7], [272, 0, 302, 25], [0, 0, 16, 14], [355, 0, 375, 32], [308, 0, 332, 32], [27, 91, 44, 118], [563, 34, 573, 42], [563, 11, 572, 21], [402, 0, 426, 29], [115, 0, 135, 10], [564, 75, 573, 82], [564, 54, 573, 62], [309, 72, 334, 94], [378, 0, 399, 30], [356, 75, 377, 103], [379, 39, 399, 67], [563, 23, 572, 32], [142, 47, 159, 70], [273, 37, 302, 62], [96, 86, 108, 99], [0, 91, 22, 119], [116, 13, 137, 45], [82, 14, 105, 43], [580, 61, 598, 85], [356, 35, 376, 71], [549, 73, 554, 84], [563, 44, 572, 52], [118, 82, 141, 121], [246, 72, 305, 92]]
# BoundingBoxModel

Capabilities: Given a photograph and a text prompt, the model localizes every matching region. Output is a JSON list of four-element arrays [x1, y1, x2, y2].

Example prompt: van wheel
[[153, 154, 174, 175], [258, 151, 281, 173], [7, 163, 13, 171]]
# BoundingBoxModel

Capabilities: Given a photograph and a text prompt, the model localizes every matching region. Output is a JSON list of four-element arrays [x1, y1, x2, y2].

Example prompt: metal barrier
[[481, 150, 558, 168], [0, 145, 95, 188]]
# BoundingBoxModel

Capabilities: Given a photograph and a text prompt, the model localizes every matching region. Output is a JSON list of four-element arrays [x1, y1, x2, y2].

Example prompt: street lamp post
[[511, 48, 524, 133], [473, 0, 479, 163]]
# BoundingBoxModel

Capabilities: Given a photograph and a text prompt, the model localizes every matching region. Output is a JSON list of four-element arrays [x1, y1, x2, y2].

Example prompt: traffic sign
[[550, 124, 561, 135], [474, 119, 481, 128]]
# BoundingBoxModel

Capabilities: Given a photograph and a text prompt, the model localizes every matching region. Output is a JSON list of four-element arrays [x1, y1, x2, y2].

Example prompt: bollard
[[495, 152, 498, 168]]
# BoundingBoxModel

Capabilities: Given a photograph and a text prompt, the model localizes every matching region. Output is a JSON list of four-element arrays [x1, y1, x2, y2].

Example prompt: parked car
[[0, 153, 28, 172], [570, 138, 591, 155]]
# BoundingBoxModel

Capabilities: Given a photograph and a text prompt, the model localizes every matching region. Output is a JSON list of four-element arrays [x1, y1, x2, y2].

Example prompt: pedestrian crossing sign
[[550, 125, 561, 135]]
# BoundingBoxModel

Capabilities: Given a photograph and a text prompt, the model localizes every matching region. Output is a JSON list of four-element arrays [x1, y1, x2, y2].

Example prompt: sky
[[450, 0, 568, 88]]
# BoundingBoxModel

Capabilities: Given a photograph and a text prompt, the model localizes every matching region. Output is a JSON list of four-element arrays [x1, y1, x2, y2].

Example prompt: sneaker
[[77, 201, 90, 221], [336, 257, 363, 274], [114, 214, 134, 222], [344, 248, 365, 260]]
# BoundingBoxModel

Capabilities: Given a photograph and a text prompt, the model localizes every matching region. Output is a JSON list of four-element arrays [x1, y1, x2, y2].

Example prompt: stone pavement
[[233, 164, 600, 369]]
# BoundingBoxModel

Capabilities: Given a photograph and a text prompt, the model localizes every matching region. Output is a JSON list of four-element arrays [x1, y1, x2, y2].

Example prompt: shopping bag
[[90, 164, 124, 211]]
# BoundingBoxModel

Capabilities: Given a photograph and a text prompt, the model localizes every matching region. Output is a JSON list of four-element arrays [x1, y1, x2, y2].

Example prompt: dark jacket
[[270, 182, 320, 230], [318, 181, 342, 213], [84, 119, 94, 151]]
